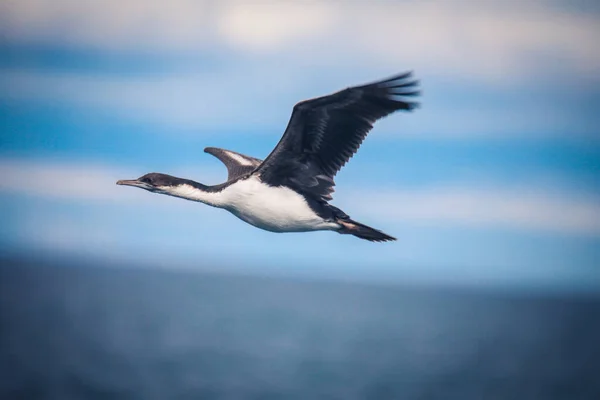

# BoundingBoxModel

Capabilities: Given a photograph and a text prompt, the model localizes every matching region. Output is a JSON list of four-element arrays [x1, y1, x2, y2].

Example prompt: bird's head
[[116, 172, 178, 193]]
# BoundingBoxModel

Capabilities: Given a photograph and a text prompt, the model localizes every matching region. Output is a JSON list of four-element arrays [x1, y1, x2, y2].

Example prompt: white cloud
[[0, 158, 224, 203], [344, 186, 600, 235], [216, 2, 335, 52], [0, 1, 598, 83], [0, 0, 215, 52], [1, 1, 598, 136], [2, 66, 593, 137], [343, 1, 600, 82], [0, 158, 142, 202], [0, 68, 306, 131], [2, 158, 599, 236], [19, 216, 120, 252]]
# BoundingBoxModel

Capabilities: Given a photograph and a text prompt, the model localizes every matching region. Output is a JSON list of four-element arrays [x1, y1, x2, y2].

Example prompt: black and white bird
[[117, 72, 420, 242]]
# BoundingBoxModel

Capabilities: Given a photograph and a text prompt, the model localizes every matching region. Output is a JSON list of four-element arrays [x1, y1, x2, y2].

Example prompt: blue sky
[[1, 0, 599, 292]]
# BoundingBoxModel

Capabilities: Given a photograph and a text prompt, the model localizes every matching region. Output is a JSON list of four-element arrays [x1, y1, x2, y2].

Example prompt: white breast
[[219, 176, 338, 233]]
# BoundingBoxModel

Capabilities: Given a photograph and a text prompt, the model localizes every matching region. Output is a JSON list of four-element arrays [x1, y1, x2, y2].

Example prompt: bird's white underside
[[160, 176, 340, 233]]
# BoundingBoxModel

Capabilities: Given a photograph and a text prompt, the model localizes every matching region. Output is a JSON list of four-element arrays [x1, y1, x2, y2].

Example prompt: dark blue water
[[1, 259, 599, 399]]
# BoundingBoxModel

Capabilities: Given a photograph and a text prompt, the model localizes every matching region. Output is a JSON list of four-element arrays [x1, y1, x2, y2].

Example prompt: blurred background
[[1, 1, 599, 398]]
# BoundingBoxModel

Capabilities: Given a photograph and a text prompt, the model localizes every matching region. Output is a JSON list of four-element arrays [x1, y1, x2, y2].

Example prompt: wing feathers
[[255, 71, 420, 201], [204, 147, 262, 181]]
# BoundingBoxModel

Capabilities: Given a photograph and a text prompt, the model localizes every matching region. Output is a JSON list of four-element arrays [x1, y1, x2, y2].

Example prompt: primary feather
[[255, 71, 420, 202]]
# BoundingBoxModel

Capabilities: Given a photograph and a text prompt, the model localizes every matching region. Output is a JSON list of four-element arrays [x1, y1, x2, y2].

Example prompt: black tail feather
[[337, 218, 396, 242]]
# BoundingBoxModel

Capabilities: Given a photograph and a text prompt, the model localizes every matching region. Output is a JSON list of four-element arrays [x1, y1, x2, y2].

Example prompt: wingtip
[[380, 70, 414, 84], [406, 101, 421, 111], [371, 234, 398, 243], [355, 70, 416, 90]]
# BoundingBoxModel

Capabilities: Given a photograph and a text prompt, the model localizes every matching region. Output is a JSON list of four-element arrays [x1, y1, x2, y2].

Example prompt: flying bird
[[117, 72, 420, 242]]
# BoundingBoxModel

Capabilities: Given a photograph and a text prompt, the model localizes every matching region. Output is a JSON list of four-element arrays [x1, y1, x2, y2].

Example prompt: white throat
[[160, 184, 225, 207]]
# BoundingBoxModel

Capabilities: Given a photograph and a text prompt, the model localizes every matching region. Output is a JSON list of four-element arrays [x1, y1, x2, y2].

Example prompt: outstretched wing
[[254, 71, 420, 202], [204, 147, 263, 181]]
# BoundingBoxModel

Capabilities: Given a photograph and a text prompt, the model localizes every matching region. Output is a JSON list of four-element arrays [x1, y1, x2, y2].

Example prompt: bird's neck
[[161, 180, 225, 208]]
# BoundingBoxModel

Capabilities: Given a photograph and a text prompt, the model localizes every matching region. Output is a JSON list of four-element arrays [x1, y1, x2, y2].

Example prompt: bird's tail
[[336, 218, 396, 242]]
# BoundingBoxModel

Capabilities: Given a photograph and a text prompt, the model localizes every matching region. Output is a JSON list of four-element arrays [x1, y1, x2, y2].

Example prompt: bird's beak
[[116, 179, 146, 188]]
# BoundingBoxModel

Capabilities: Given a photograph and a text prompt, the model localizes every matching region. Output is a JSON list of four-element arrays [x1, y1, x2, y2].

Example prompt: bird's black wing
[[204, 147, 263, 181], [253, 71, 420, 201]]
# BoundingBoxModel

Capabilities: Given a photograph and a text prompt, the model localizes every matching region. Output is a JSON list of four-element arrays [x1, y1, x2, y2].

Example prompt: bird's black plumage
[[118, 71, 420, 243], [204, 147, 262, 181], [254, 71, 420, 202]]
